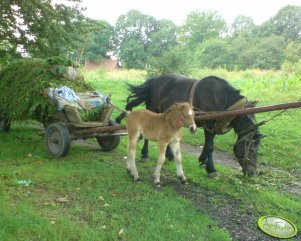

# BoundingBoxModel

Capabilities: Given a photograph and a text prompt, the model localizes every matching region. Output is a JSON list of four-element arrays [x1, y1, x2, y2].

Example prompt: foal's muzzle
[[189, 124, 197, 134]]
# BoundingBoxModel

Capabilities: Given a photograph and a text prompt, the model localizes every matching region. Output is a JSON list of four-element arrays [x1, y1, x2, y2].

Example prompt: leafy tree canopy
[[270, 5, 301, 42], [0, 0, 93, 64], [230, 15, 256, 38], [180, 10, 227, 46], [84, 20, 114, 61]]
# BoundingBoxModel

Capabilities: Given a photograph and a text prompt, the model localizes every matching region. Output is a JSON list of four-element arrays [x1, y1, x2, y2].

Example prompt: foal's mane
[[163, 103, 178, 114], [163, 102, 189, 115]]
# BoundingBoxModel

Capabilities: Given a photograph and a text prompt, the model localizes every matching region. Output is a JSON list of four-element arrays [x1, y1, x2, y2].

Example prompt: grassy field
[[0, 69, 300, 240]]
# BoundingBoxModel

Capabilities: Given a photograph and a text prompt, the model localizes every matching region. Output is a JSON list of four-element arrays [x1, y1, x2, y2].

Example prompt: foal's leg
[[199, 130, 218, 178], [127, 131, 140, 181], [153, 141, 168, 186], [169, 140, 188, 184]]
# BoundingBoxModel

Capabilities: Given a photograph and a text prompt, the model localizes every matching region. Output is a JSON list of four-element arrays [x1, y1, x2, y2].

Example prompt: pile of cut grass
[[0, 58, 92, 124]]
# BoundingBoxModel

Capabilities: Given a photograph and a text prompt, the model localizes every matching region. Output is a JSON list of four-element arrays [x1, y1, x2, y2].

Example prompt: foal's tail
[[115, 78, 153, 123]]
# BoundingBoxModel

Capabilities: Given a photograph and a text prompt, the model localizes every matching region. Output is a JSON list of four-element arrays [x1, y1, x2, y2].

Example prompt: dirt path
[[171, 180, 273, 241]]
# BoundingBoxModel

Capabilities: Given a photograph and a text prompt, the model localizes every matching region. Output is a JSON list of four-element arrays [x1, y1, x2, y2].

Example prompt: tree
[[0, 0, 92, 64], [147, 46, 191, 76], [147, 19, 178, 58], [283, 42, 301, 64], [252, 36, 285, 69], [119, 36, 147, 69], [197, 38, 231, 69], [114, 10, 159, 69], [257, 5, 301, 43], [229, 35, 255, 70], [84, 20, 114, 61], [230, 15, 256, 38], [270, 5, 301, 43], [180, 10, 227, 46]]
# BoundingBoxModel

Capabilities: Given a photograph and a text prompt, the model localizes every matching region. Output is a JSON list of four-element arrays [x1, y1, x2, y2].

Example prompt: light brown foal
[[126, 102, 196, 187]]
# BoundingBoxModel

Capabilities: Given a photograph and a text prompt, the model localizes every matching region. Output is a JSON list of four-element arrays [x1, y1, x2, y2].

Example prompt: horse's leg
[[153, 141, 168, 187], [199, 130, 219, 178], [141, 139, 149, 161], [165, 145, 174, 161], [127, 132, 140, 181], [169, 140, 188, 184]]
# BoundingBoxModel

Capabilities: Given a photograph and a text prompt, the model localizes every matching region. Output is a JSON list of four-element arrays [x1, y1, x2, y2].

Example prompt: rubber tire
[[45, 123, 71, 157], [0, 115, 10, 133], [96, 120, 121, 151]]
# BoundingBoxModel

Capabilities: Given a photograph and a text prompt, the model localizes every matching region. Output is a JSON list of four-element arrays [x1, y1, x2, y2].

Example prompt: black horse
[[116, 74, 263, 177]]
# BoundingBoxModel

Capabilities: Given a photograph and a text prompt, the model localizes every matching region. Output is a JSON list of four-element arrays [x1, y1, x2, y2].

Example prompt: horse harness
[[189, 80, 249, 135], [188, 80, 264, 167], [234, 120, 266, 168], [163, 105, 193, 129]]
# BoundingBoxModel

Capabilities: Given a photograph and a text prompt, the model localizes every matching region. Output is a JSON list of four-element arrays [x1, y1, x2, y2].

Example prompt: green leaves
[[0, 0, 93, 63], [0, 58, 92, 123]]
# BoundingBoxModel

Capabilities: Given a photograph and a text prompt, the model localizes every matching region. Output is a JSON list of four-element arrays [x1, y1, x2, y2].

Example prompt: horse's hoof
[[208, 172, 219, 178], [134, 177, 141, 182], [141, 157, 149, 161], [199, 163, 206, 169], [154, 182, 161, 188]]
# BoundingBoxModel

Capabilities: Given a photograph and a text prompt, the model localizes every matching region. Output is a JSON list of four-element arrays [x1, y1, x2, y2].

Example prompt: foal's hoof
[[154, 182, 161, 188], [208, 172, 219, 178], [179, 177, 189, 185], [127, 169, 132, 176], [134, 177, 141, 182], [182, 179, 189, 185], [141, 157, 149, 162]]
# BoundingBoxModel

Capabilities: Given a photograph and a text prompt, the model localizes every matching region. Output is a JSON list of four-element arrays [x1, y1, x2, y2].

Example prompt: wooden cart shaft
[[194, 100, 301, 121]]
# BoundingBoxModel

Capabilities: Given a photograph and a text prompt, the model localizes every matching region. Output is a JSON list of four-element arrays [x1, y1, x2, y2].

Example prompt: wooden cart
[[0, 89, 127, 158]]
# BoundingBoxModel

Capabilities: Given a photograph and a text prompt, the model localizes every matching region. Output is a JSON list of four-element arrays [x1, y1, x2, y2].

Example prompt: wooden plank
[[72, 124, 126, 135]]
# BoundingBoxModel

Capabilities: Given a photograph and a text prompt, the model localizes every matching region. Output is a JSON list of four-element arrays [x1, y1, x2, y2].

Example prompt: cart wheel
[[45, 123, 71, 157], [96, 120, 121, 151], [0, 114, 10, 132]]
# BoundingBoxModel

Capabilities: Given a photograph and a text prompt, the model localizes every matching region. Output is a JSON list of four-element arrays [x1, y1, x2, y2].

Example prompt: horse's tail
[[115, 78, 153, 123], [126, 78, 153, 110]]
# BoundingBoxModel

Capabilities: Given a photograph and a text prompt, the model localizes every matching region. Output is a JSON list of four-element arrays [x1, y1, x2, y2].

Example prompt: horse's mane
[[205, 76, 244, 107]]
